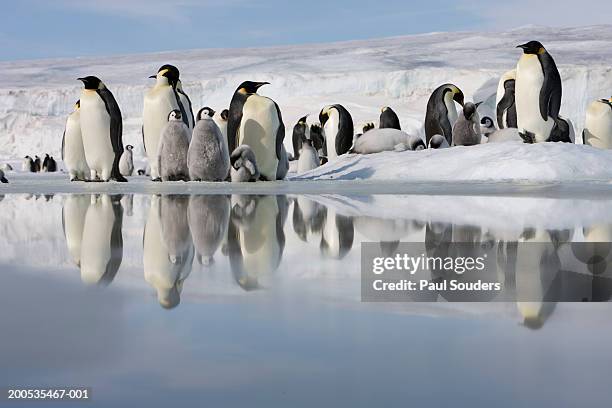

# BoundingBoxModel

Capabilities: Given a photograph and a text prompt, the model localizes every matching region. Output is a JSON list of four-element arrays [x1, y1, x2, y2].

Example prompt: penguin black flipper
[[171, 87, 190, 128], [581, 129, 586, 145], [538, 53, 562, 121], [61, 130, 66, 161], [273, 101, 286, 166], [100, 196, 124, 286], [177, 88, 195, 127], [496, 79, 516, 129], [141, 125, 146, 153], [333, 104, 354, 156], [227, 95, 245, 154], [96, 88, 127, 182]]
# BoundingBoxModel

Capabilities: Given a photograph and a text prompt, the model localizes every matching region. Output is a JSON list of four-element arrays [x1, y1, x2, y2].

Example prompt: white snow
[[0, 25, 612, 184]]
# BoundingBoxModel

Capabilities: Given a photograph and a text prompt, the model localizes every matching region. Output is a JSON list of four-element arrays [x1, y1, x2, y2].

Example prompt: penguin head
[[517, 41, 546, 55], [480, 116, 494, 128], [319, 106, 334, 126], [462, 102, 482, 120], [600, 98, 612, 109], [450, 86, 465, 107], [77, 76, 103, 90], [220, 109, 229, 120], [236, 81, 269, 94], [151, 64, 180, 86], [196, 107, 215, 121], [74, 100, 80, 110], [298, 115, 308, 124], [381, 106, 389, 113], [168, 109, 182, 121]]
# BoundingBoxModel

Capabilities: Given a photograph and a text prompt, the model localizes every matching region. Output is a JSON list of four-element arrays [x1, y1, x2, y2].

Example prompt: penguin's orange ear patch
[[538, 47, 546, 55]]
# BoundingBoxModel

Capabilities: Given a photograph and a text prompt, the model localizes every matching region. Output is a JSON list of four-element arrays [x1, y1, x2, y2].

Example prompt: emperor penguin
[[213, 108, 229, 142], [0, 168, 7, 183], [424, 83, 465, 146], [452, 102, 482, 146], [297, 137, 320, 173], [227, 195, 287, 291], [42, 154, 50, 172], [22, 156, 34, 172], [583, 98, 612, 148], [515, 41, 571, 143], [33, 155, 41, 172], [496, 69, 517, 129], [144, 195, 194, 309], [77, 76, 127, 182], [230, 145, 259, 182], [158, 110, 190, 182], [62, 194, 90, 267], [379, 106, 401, 130], [187, 195, 230, 266], [319, 104, 354, 160], [80, 194, 124, 286], [292, 115, 309, 160], [47, 156, 57, 172], [143, 64, 191, 181], [351, 128, 425, 153], [188, 109, 230, 181], [227, 81, 285, 181], [119, 145, 134, 177]]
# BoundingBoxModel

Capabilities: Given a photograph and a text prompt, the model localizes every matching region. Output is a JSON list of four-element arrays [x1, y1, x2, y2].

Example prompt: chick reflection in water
[[187, 195, 230, 266], [144, 195, 194, 309], [227, 195, 288, 291], [79, 194, 124, 286]]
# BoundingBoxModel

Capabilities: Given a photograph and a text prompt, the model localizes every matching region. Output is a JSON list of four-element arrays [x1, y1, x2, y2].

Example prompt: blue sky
[[1, 0, 611, 61]]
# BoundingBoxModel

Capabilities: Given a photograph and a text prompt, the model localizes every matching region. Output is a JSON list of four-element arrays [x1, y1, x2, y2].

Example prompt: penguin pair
[[42, 154, 57, 172], [143, 64, 194, 181], [227, 81, 286, 181]]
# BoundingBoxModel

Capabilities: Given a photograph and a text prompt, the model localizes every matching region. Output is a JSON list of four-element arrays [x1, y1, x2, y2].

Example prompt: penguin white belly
[[64, 111, 90, 179], [352, 128, 413, 154], [516, 55, 554, 142], [80, 91, 115, 180], [238, 95, 280, 181], [63, 195, 89, 267], [144, 86, 180, 178], [239, 196, 281, 279], [584, 102, 612, 149], [80, 195, 115, 284], [444, 92, 458, 127], [324, 110, 340, 160]]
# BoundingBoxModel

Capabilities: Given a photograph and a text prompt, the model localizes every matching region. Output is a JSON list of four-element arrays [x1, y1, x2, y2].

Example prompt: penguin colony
[[39, 43, 610, 184]]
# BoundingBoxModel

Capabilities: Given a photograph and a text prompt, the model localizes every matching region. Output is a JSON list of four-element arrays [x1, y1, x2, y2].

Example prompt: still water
[[0, 193, 611, 407]]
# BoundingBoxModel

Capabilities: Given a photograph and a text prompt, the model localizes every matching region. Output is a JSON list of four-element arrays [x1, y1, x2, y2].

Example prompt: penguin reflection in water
[[158, 110, 190, 182], [79, 194, 124, 286], [227, 195, 288, 290], [62, 194, 90, 268], [144, 195, 194, 309], [188, 195, 230, 266], [320, 207, 354, 260]]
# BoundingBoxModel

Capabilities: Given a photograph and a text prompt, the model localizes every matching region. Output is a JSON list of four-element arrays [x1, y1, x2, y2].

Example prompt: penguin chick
[[0, 168, 8, 183], [297, 138, 320, 173], [158, 110, 190, 182], [351, 128, 424, 154], [452, 102, 482, 146], [119, 145, 134, 176], [230, 145, 259, 182], [428, 134, 450, 149], [480, 116, 496, 137], [188, 115, 230, 181]]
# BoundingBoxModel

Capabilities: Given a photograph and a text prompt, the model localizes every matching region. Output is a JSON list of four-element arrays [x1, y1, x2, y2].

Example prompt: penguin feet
[[519, 131, 536, 144], [113, 175, 128, 182]]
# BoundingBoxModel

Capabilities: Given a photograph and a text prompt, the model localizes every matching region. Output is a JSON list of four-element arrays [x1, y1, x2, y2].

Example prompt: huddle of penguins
[[59, 41, 612, 184], [22, 154, 57, 173]]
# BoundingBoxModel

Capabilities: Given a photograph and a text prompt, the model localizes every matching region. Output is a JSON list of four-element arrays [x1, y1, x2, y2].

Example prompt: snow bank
[[0, 25, 611, 161], [292, 142, 612, 182]]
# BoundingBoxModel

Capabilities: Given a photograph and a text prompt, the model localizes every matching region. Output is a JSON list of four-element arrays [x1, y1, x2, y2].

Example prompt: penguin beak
[[256, 82, 270, 88], [77, 77, 85, 82], [475, 101, 483, 108], [148, 75, 156, 79]]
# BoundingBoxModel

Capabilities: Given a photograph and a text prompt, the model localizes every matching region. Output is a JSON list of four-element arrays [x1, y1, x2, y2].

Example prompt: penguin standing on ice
[[297, 137, 320, 173], [452, 102, 482, 146], [119, 145, 134, 177], [23, 156, 34, 172], [158, 110, 190, 181], [424, 84, 465, 146], [515, 41, 571, 143], [77, 76, 127, 182], [188, 108, 230, 181], [379, 106, 401, 130], [227, 81, 285, 181], [47, 156, 57, 172], [62, 100, 90, 181], [496, 69, 517, 129], [33, 156, 41, 172], [319, 104, 353, 160], [583, 98, 612, 148], [42, 154, 50, 172], [143, 65, 191, 181]]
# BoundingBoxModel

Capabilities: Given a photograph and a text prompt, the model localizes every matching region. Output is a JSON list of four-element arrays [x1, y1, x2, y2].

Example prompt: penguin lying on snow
[[351, 128, 425, 154], [379, 106, 401, 130], [0, 169, 8, 183], [230, 145, 259, 182], [452, 102, 482, 146], [583, 98, 612, 148], [188, 109, 230, 181], [158, 110, 190, 182]]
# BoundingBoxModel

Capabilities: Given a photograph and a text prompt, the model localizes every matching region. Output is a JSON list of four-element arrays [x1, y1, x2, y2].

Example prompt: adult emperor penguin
[[62, 194, 90, 267], [0, 169, 7, 183], [424, 83, 465, 146], [292, 115, 309, 160], [379, 106, 401, 130], [143, 64, 191, 181], [187, 195, 230, 266], [158, 110, 190, 181], [77, 76, 127, 182], [22, 156, 34, 172], [227, 81, 285, 180], [319, 104, 354, 160], [583, 97, 612, 148], [496, 69, 517, 129], [119, 145, 134, 177], [188, 110, 230, 181], [452, 102, 482, 146], [80, 194, 124, 285], [515, 41, 571, 143], [144, 195, 194, 309]]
